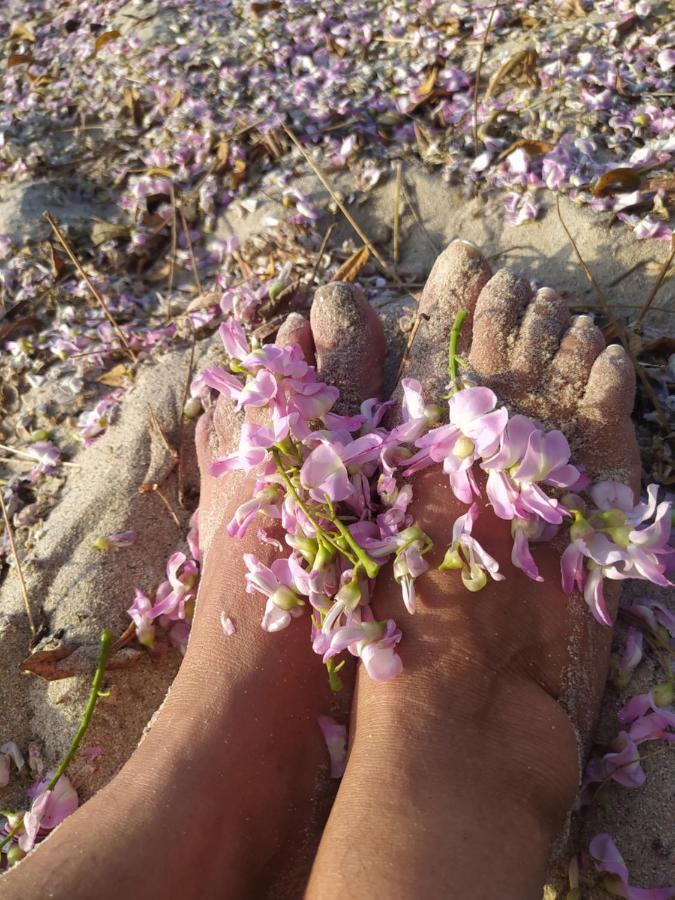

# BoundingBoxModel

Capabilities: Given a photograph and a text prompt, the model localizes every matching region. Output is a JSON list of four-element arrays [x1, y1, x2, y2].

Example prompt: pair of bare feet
[[2, 240, 640, 899]]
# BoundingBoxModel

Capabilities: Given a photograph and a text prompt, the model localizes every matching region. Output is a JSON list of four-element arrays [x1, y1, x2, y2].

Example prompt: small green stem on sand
[[0, 630, 113, 854], [48, 630, 113, 790], [448, 308, 468, 386]]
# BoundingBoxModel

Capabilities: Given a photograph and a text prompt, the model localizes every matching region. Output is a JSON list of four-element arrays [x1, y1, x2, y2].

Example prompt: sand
[[1, 167, 673, 895]]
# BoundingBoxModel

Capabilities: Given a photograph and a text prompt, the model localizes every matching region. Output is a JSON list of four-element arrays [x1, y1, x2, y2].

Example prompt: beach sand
[[1, 165, 673, 895]]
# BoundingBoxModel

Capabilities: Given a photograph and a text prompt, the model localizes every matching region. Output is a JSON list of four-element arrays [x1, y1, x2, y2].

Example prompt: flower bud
[[30, 429, 49, 442], [288, 534, 318, 565], [270, 586, 303, 611], [183, 396, 202, 420], [461, 563, 487, 592], [439, 545, 463, 571], [312, 542, 336, 573], [424, 404, 443, 426], [184, 598, 196, 621], [7, 845, 25, 866], [570, 510, 594, 541], [92, 536, 111, 552], [336, 577, 362, 612], [653, 681, 674, 707], [453, 436, 474, 459]]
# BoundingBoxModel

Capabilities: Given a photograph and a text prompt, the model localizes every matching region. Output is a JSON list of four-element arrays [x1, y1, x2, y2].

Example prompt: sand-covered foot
[[308, 242, 641, 900], [2, 296, 384, 900]]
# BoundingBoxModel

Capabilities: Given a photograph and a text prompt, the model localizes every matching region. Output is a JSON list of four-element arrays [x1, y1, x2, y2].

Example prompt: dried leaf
[[167, 89, 183, 110], [417, 67, 439, 99], [498, 139, 556, 161], [325, 34, 347, 57], [213, 137, 230, 174], [230, 157, 247, 189], [9, 22, 36, 43], [27, 73, 52, 89], [592, 168, 642, 197], [97, 363, 132, 387], [49, 244, 67, 278], [146, 166, 174, 178], [94, 30, 121, 54], [122, 86, 143, 126], [559, 0, 587, 16], [332, 246, 370, 283], [0, 317, 39, 342], [437, 16, 461, 35], [20, 644, 75, 680], [250, 0, 282, 16], [7, 53, 34, 67], [486, 49, 538, 99]]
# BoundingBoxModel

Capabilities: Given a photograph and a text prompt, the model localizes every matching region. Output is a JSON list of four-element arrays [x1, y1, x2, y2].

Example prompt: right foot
[[308, 240, 642, 899]]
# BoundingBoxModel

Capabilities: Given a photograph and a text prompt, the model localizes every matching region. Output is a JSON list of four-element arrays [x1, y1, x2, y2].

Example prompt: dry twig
[[472, 0, 501, 151], [635, 238, 675, 327]]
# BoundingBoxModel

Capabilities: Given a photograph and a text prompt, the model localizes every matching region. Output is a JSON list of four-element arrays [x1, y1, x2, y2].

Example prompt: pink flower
[[589, 833, 675, 899], [210, 418, 290, 476], [406, 387, 507, 503], [484, 418, 580, 524], [300, 435, 382, 503], [510, 516, 557, 582], [18, 775, 79, 853], [243, 553, 305, 632], [318, 715, 347, 778], [323, 618, 403, 681], [611, 627, 644, 689], [27, 441, 61, 482], [190, 366, 242, 402], [151, 552, 199, 620], [220, 613, 236, 636], [127, 588, 155, 647], [393, 535, 430, 614], [227, 484, 283, 538], [439, 504, 504, 591], [0, 742, 24, 788]]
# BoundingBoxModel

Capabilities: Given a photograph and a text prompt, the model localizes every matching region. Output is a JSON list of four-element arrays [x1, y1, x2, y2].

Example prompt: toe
[[276, 312, 316, 364], [578, 344, 636, 425], [510, 287, 570, 387], [402, 240, 492, 398], [573, 345, 640, 490], [469, 269, 532, 380], [310, 282, 385, 414], [545, 315, 606, 419]]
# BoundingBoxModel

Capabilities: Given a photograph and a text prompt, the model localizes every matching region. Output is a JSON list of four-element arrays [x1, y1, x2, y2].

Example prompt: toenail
[[606, 343, 626, 357], [572, 314, 594, 327], [535, 287, 558, 303], [453, 238, 482, 257]]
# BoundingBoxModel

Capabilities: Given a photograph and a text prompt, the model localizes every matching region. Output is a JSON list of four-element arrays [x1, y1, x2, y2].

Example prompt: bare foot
[[308, 240, 641, 899], [1, 289, 384, 900]]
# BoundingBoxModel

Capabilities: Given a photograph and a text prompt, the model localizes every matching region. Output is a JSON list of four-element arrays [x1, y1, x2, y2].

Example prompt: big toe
[[310, 282, 385, 414]]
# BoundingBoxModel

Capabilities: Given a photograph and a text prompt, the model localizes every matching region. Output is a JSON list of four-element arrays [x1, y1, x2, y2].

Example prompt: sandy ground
[[1, 167, 673, 895]]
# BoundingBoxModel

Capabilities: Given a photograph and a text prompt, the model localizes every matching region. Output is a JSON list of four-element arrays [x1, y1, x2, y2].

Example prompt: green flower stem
[[447, 307, 468, 386], [271, 450, 355, 563], [330, 515, 379, 579], [0, 630, 113, 855]]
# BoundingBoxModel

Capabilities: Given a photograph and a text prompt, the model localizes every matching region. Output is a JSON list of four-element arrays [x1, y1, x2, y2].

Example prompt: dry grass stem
[[393, 160, 402, 268], [0, 491, 37, 639], [179, 209, 203, 295], [43, 212, 137, 363], [635, 239, 675, 327], [282, 123, 401, 284], [472, 0, 501, 151]]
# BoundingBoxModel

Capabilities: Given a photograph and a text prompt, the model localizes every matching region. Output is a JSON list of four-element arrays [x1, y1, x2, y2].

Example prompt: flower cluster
[[189, 314, 672, 685], [127, 511, 200, 653]]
